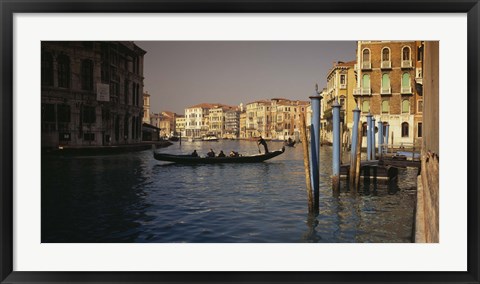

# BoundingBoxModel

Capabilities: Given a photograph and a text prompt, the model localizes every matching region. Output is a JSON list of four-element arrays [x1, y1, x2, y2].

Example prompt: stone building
[[224, 108, 241, 139], [175, 115, 186, 137], [151, 111, 177, 138], [322, 60, 356, 143], [354, 41, 423, 147], [245, 98, 310, 140], [41, 41, 146, 148]]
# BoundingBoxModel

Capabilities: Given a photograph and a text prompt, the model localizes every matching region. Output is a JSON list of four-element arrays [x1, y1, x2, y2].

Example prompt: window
[[362, 100, 370, 113], [59, 132, 71, 141], [381, 100, 389, 113], [340, 74, 346, 88], [362, 48, 371, 69], [57, 104, 71, 123], [382, 47, 390, 61], [41, 51, 53, 86], [418, 45, 424, 61], [362, 122, 368, 136], [41, 103, 55, 122], [402, 99, 410, 113], [362, 74, 370, 93], [124, 116, 129, 138], [417, 122, 423, 138], [57, 54, 70, 88], [401, 122, 409, 137], [417, 100, 423, 113], [381, 73, 390, 94], [81, 59, 94, 91], [83, 133, 95, 141], [402, 47, 411, 61], [124, 80, 129, 105], [362, 49, 370, 62], [82, 106, 96, 124], [402, 72, 411, 93]]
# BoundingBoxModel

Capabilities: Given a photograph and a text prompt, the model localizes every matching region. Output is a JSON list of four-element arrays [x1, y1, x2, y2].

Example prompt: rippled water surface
[[42, 140, 416, 243]]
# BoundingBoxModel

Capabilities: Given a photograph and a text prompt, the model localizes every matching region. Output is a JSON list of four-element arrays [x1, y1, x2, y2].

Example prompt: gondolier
[[258, 136, 269, 154]]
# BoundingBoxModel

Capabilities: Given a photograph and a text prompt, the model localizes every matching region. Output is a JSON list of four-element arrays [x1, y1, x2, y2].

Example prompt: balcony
[[401, 86, 413, 94], [362, 61, 371, 70], [380, 87, 391, 95], [401, 60, 413, 68], [340, 83, 347, 89], [381, 61, 391, 69], [353, 87, 371, 96]]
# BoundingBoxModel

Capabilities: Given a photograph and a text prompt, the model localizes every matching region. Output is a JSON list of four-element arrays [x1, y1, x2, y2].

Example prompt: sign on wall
[[96, 83, 110, 102]]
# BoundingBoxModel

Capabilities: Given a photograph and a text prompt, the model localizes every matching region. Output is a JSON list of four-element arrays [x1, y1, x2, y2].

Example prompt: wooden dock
[[340, 157, 421, 181]]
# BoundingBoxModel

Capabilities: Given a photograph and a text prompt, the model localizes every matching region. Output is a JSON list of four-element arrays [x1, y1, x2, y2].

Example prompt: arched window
[[41, 51, 53, 86], [362, 48, 370, 62], [401, 122, 409, 137], [382, 122, 388, 136], [57, 54, 70, 88], [381, 73, 390, 94], [362, 100, 370, 113], [402, 99, 410, 113], [362, 48, 371, 69], [382, 100, 390, 113], [402, 46, 411, 61], [382, 47, 390, 61]]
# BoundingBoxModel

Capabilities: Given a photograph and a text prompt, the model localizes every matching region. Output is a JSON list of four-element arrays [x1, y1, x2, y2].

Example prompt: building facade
[[175, 115, 186, 137], [245, 98, 310, 140], [354, 41, 423, 147], [41, 41, 146, 148]]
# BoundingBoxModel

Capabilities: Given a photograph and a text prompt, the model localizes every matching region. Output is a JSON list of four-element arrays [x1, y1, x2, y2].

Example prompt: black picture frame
[[1, 1, 479, 283]]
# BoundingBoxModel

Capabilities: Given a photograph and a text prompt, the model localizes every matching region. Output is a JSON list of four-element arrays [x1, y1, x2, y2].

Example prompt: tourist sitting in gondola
[[229, 150, 239, 157], [207, 149, 215, 157], [218, 150, 226, 157], [191, 150, 199, 157]]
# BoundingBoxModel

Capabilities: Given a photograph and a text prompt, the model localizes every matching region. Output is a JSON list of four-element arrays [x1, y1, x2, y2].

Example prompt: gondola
[[153, 147, 285, 164]]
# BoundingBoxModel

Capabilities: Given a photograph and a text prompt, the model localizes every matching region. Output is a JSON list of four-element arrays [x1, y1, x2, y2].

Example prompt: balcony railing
[[340, 83, 347, 89], [401, 60, 413, 68], [381, 61, 391, 69], [362, 61, 371, 70], [401, 86, 412, 94], [353, 87, 372, 96], [381, 87, 391, 95]]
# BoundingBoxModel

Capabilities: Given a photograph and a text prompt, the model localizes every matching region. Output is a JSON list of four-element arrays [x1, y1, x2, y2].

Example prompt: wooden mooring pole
[[349, 107, 361, 190], [300, 113, 314, 213], [355, 121, 363, 191]]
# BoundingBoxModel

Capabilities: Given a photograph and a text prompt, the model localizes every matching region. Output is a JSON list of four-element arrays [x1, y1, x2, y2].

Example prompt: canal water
[[42, 140, 417, 243]]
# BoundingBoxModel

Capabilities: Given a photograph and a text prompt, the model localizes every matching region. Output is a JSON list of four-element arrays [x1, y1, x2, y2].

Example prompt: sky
[[135, 41, 356, 114]]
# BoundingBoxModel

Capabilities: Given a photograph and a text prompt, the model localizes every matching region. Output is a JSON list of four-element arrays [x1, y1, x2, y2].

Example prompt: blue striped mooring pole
[[332, 99, 341, 191], [366, 113, 373, 161], [371, 117, 376, 160], [385, 123, 390, 154], [309, 93, 322, 212], [378, 120, 383, 156]]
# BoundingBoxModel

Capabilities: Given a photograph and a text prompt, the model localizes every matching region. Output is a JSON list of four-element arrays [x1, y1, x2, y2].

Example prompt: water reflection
[[42, 140, 416, 243]]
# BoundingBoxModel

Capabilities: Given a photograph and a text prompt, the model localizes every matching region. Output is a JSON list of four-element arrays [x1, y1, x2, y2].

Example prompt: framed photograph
[[1, 0, 479, 283]]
